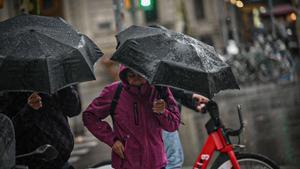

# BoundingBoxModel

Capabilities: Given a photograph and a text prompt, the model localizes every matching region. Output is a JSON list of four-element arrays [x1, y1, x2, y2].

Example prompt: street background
[[1, 0, 300, 168]]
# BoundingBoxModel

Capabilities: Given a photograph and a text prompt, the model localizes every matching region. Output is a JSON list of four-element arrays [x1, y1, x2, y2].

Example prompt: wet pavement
[[70, 132, 111, 169]]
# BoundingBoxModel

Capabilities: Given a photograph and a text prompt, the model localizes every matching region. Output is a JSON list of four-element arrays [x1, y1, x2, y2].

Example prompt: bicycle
[[193, 100, 280, 169]]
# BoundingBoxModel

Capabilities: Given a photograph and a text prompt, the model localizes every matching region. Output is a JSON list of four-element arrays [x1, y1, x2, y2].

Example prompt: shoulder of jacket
[[101, 81, 122, 93], [108, 81, 121, 88]]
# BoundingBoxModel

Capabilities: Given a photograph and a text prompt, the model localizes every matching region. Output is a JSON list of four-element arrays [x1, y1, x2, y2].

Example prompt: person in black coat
[[0, 86, 81, 169], [163, 88, 209, 169], [170, 88, 208, 112]]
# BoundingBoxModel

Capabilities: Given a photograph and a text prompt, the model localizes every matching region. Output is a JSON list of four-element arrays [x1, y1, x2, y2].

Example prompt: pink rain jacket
[[83, 66, 180, 169]]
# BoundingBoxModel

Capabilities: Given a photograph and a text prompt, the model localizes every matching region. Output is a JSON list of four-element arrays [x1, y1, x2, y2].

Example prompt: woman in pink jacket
[[83, 65, 180, 169]]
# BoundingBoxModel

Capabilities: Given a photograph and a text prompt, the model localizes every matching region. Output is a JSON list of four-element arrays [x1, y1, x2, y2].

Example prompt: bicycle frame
[[192, 101, 242, 169], [193, 128, 240, 169]]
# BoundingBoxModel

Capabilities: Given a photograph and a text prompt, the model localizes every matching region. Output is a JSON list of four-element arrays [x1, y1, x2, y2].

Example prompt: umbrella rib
[[207, 73, 213, 98], [73, 36, 95, 71], [33, 31, 78, 50], [31, 32, 56, 94], [33, 30, 79, 60], [118, 31, 166, 47], [44, 57, 52, 94]]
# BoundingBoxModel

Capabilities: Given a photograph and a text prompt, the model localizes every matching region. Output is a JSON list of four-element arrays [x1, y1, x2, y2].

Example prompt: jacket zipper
[[137, 87, 145, 167], [133, 102, 139, 125], [142, 101, 149, 168]]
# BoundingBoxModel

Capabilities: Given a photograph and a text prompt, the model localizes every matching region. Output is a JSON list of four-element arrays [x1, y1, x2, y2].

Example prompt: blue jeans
[[162, 130, 184, 169]]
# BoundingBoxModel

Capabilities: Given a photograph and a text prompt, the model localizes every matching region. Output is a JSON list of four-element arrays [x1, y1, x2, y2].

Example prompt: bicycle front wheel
[[212, 153, 280, 169]]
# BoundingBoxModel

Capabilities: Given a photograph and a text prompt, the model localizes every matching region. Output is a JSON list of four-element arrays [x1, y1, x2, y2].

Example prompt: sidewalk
[[69, 132, 111, 169]]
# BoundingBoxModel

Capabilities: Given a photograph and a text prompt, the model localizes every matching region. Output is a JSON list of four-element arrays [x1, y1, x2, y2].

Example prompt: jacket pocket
[[123, 136, 142, 168], [133, 102, 139, 125]]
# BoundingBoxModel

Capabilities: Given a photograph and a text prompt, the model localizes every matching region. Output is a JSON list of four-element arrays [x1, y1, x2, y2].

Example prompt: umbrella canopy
[[112, 25, 239, 98], [0, 14, 103, 94]]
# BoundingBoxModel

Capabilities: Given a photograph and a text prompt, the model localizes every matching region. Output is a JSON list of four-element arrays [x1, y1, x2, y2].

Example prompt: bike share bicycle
[[193, 100, 279, 169]]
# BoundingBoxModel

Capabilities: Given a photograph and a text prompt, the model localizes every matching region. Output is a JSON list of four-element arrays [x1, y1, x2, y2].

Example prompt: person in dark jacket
[[163, 88, 209, 169], [0, 86, 81, 169], [171, 89, 208, 113]]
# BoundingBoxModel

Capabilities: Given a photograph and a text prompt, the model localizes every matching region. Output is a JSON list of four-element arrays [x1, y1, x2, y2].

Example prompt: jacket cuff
[[184, 92, 198, 111], [154, 109, 170, 119], [107, 135, 118, 147]]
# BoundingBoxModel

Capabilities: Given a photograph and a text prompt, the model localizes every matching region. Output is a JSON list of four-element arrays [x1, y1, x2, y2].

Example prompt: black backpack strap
[[110, 82, 123, 123]]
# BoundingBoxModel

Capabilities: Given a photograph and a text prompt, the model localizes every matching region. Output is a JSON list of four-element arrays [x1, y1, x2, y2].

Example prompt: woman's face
[[126, 70, 147, 86]]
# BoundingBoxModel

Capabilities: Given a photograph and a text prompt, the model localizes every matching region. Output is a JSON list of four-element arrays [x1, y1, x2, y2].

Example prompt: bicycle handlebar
[[203, 101, 245, 137], [226, 105, 245, 137], [202, 100, 221, 126]]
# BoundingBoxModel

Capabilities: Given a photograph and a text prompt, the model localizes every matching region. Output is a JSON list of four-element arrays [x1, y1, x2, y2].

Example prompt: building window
[[193, 0, 205, 20]]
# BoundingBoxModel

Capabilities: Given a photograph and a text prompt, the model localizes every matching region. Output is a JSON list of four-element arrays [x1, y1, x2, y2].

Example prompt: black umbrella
[[0, 14, 103, 94], [111, 25, 239, 98]]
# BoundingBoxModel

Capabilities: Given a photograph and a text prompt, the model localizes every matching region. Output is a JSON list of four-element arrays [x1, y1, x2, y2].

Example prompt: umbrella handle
[[155, 86, 168, 100]]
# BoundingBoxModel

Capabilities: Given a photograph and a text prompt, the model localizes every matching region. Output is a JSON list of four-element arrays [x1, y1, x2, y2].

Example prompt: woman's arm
[[154, 88, 180, 132], [82, 84, 119, 147]]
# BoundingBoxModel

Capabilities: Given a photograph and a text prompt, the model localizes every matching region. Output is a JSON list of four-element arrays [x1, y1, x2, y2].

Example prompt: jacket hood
[[118, 64, 153, 97], [119, 65, 145, 85], [118, 64, 128, 83]]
